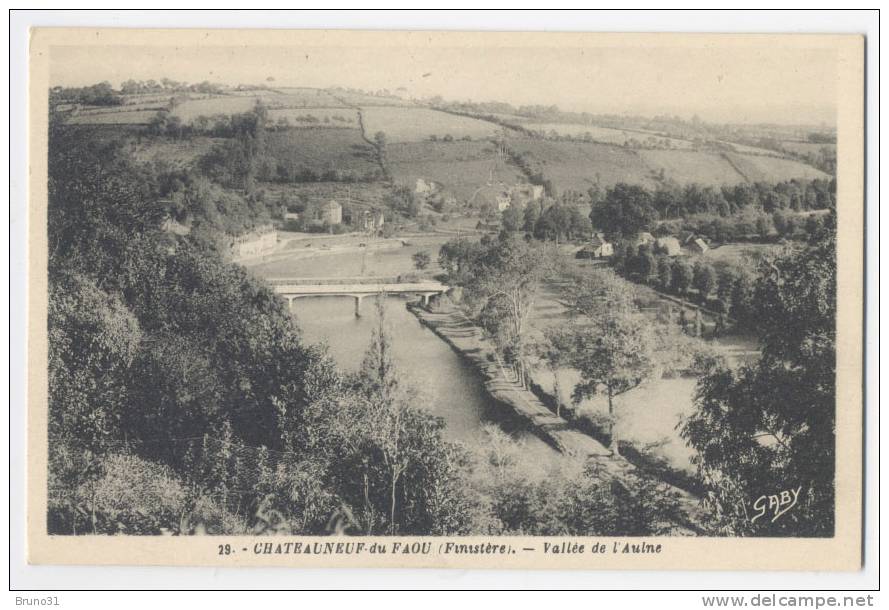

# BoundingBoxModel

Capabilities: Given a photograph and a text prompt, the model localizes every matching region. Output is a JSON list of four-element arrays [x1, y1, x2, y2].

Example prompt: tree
[[452, 234, 555, 388], [386, 185, 419, 218], [537, 329, 573, 417], [357, 297, 411, 533], [755, 214, 773, 240], [681, 216, 837, 536], [501, 204, 524, 232], [412, 250, 431, 271], [48, 272, 142, 454], [656, 256, 673, 292], [343, 297, 477, 535], [561, 270, 657, 456], [671, 260, 693, 295], [729, 269, 756, 326], [522, 200, 542, 233], [692, 261, 717, 301], [591, 183, 658, 240]]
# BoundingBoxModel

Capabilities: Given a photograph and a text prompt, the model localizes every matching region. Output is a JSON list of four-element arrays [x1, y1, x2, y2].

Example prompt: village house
[[688, 237, 710, 254], [635, 232, 656, 247], [655, 236, 682, 256], [415, 178, 437, 196], [316, 200, 343, 225], [575, 232, 614, 259], [496, 191, 512, 212], [361, 209, 385, 231]]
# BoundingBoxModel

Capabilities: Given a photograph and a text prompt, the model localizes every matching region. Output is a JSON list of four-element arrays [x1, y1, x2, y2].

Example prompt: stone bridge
[[270, 278, 449, 317]]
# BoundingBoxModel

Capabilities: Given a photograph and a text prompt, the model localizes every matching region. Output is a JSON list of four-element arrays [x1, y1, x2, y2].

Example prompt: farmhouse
[[317, 200, 343, 225], [283, 212, 300, 221], [496, 192, 512, 211], [575, 233, 614, 259], [655, 236, 682, 256], [415, 178, 438, 196], [635, 232, 656, 247], [689, 237, 710, 254], [361, 209, 385, 231], [509, 184, 545, 202]]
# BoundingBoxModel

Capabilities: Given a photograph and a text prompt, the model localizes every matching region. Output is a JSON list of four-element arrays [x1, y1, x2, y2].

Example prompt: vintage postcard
[[27, 28, 864, 570]]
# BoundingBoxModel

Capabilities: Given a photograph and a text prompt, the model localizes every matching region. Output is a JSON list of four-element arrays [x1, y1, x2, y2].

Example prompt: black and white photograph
[[21, 24, 867, 574]]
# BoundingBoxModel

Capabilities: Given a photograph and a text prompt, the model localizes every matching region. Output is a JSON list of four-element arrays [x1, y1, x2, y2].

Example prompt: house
[[508, 184, 544, 203], [496, 192, 512, 211], [635, 232, 656, 247], [361, 209, 385, 231], [415, 178, 437, 196], [283, 212, 300, 221], [576, 233, 613, 259], [318, 200, 343, 225], [655, 236, 682, 256], [588, 232, 614, 257], [689, 237, 710, 254]]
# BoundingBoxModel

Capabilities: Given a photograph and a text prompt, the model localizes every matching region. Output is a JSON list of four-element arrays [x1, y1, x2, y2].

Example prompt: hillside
[[508, 139, 660, 191], [361, 106, 510, 143], [387, 140, 527, 201], [58, 86, 832, 211]]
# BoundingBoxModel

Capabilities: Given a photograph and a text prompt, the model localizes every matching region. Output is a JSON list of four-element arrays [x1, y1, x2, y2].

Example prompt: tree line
[[437, 215, 837, 536]]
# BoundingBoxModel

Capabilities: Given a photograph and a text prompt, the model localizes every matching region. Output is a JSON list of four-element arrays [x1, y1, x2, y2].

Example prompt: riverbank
[[408, 302, 708, 533], [408, 303, 612, 458]]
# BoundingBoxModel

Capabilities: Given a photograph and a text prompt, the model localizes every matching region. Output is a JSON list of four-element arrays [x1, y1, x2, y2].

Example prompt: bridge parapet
[[274, 281, 450, 317]]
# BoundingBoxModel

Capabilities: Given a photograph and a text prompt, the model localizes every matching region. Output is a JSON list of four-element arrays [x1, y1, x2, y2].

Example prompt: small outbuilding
[[689, 237, 710, 254]]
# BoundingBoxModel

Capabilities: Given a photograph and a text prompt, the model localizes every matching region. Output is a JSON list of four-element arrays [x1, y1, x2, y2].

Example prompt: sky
[[49, 42, 837, 125]]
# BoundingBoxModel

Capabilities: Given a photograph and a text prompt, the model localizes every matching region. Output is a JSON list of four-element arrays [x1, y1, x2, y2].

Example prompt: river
[[288, 294, 562, 472]]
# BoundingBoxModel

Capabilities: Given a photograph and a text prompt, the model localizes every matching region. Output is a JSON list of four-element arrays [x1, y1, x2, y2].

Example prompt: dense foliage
[[681, 216, 837, 536], [46, 124, 474, 535]]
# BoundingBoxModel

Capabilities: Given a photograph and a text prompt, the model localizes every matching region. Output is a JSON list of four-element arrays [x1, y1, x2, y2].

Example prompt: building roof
[[589, 232, 609, 248]]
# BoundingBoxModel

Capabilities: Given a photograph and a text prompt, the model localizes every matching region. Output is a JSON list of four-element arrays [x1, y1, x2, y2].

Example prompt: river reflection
[[290, 295, 560, 467]]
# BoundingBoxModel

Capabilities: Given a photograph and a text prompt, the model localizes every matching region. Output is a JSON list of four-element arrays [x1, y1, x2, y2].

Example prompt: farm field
[[264, 128, 380, 178], [262, 182, 392, 211], [361, 106, 508, 143], [126, 135, 225, 168], [702, 242, 785, 266], [267, 88, 348, 107], [780, 140, 837, 156], [171, 96, 263, 121], [387, 141, 527, 201], [521, 122, 695, 149], [508, 139, 660, 191], [638, 149, 747, 185], [267, 107, 359, 127], [723, 152, 830, 183], [67, 109, 160, 125], [331, 91, 416, 107], [718, 141, 783, 156]]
